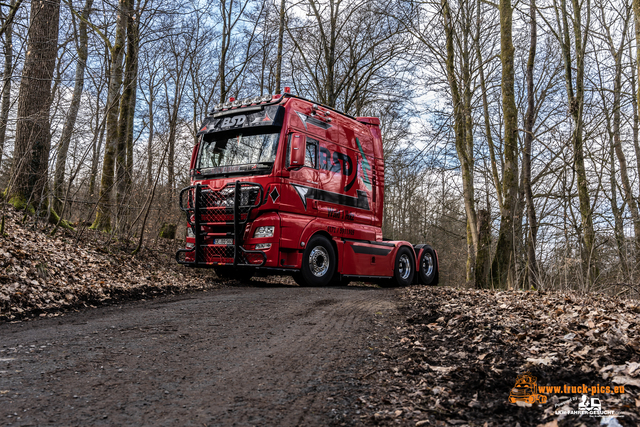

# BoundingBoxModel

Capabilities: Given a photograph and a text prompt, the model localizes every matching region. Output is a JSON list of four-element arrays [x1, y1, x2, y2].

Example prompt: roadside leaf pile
[[0, 206, 219, 321], [359, 287, 640, 426]]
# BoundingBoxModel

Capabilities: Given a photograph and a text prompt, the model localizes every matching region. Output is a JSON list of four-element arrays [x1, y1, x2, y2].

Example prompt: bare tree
[[0, 0, 18, 169], [523, 0, 539, 288], [553, 0, 598, 283], [53, 0, 94, 215], [92, 0, 133, 231]]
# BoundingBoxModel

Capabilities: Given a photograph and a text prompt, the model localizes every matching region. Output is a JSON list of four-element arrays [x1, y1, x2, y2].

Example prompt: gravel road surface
[[0, 285, 398, 426]]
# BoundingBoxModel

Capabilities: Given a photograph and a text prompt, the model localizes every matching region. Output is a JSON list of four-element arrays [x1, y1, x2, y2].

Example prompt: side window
[[286, 134, 291, 167], [305, 138, 318, 168]]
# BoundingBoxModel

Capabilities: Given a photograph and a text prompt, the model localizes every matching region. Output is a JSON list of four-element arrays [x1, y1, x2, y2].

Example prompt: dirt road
[[0, 285, 397, 426]]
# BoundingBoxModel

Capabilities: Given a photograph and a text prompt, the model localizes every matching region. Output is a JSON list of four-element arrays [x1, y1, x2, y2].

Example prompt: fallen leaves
[[357, 286, 640, 426], [0, 206, 220, 321]]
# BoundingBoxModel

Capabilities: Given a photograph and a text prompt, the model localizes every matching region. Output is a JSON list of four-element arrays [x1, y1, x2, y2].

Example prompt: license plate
[[214, 238, 234, 245]]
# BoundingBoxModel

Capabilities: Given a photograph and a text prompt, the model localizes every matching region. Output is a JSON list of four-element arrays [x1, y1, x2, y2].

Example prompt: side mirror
[[287, 133, 306, 169]]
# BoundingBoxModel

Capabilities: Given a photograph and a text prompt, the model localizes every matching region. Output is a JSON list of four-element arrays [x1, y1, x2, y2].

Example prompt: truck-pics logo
[[508, 371, 626, 417], [508, 372, 548, 405]]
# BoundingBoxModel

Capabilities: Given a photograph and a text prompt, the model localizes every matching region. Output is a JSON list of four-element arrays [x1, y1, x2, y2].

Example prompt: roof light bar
[[211, 91, 286, 113]]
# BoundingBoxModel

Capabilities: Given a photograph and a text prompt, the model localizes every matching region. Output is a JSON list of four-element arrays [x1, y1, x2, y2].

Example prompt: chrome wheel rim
[[422, 253, 434, 277], [309, 246, 330, 277], [398, 254, 411, 280]]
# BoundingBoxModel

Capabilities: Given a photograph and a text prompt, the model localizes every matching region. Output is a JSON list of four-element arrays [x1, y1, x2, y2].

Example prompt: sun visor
[[196, 105, 285, 135]]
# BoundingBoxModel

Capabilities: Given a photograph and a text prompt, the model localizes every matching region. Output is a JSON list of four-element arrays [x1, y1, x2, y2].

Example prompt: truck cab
[[176, 90, 438, 287]]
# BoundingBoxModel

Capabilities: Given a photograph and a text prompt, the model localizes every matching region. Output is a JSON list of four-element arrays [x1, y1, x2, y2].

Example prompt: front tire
[[299, 235, 336, 287], [418, 246, 438, 286]]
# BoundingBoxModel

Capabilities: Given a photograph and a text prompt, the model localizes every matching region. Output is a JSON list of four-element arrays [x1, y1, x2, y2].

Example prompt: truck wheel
[[418, 246, 438, 286], [386, 246, 414, 287], [299, 235, 336, 287]]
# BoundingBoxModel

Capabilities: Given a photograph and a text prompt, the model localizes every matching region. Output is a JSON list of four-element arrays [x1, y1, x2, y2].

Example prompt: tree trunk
[[146, 92, 154, 189], [491, 0, 518, 289], [0, 0, 15, 169], [556, 0, 596, 282], [572, 0, 596, 283], [126, 59, 137, 190], [7, 0, 60, 208], [275, 0, 285, 94], [88, 118, 106, 200], [307, 0, 337, 107], [523, 0, 538, 289], [92, 0, 131, 231], [165, 65, 181, 204], [167, 108, 177, 202], [630, 45, 640, 204], [219, 0, 229, 103], [462, 10, 476, 282], [115, 1, 138, 230], [610, 32, 640, 268], [475, 8, 502, 213], [475, 209, 491, 288], [53, 0, 93, 215], [634, 0, 640, 176], [609, 132, 628, 278], [441, 0, 478, 284]]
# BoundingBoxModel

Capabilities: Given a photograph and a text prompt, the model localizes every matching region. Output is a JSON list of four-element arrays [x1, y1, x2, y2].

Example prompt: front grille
[[181, 184, 261, 226], [176, 181, 266, 267]]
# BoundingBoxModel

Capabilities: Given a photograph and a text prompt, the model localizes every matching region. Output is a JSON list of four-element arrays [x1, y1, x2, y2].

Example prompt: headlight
[[255, 243, 271, 250], [253, 226, 274, 238]]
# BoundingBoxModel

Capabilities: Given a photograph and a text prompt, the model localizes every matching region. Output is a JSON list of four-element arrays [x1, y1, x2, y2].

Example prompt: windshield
[[197, 130, 280, 174]]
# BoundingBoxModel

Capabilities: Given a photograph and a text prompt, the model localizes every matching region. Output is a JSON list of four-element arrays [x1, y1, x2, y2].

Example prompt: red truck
[[176, 89, 439, 287]]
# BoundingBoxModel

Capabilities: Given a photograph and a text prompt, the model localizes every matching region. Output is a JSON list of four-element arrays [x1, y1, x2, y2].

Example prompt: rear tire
[[384, 246, 415, 287], [418, 246, 438, 286], [298, 235, 336, 287]]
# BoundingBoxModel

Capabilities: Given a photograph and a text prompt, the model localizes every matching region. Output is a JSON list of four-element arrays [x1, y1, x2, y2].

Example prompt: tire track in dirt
[[0, 285, 398, 426]]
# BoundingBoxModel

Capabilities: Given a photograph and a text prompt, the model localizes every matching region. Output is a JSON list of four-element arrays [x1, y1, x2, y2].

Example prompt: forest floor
[[356, 287, 640, 426], [0, 204, 223, 321], [1, 203, 639, 426]]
